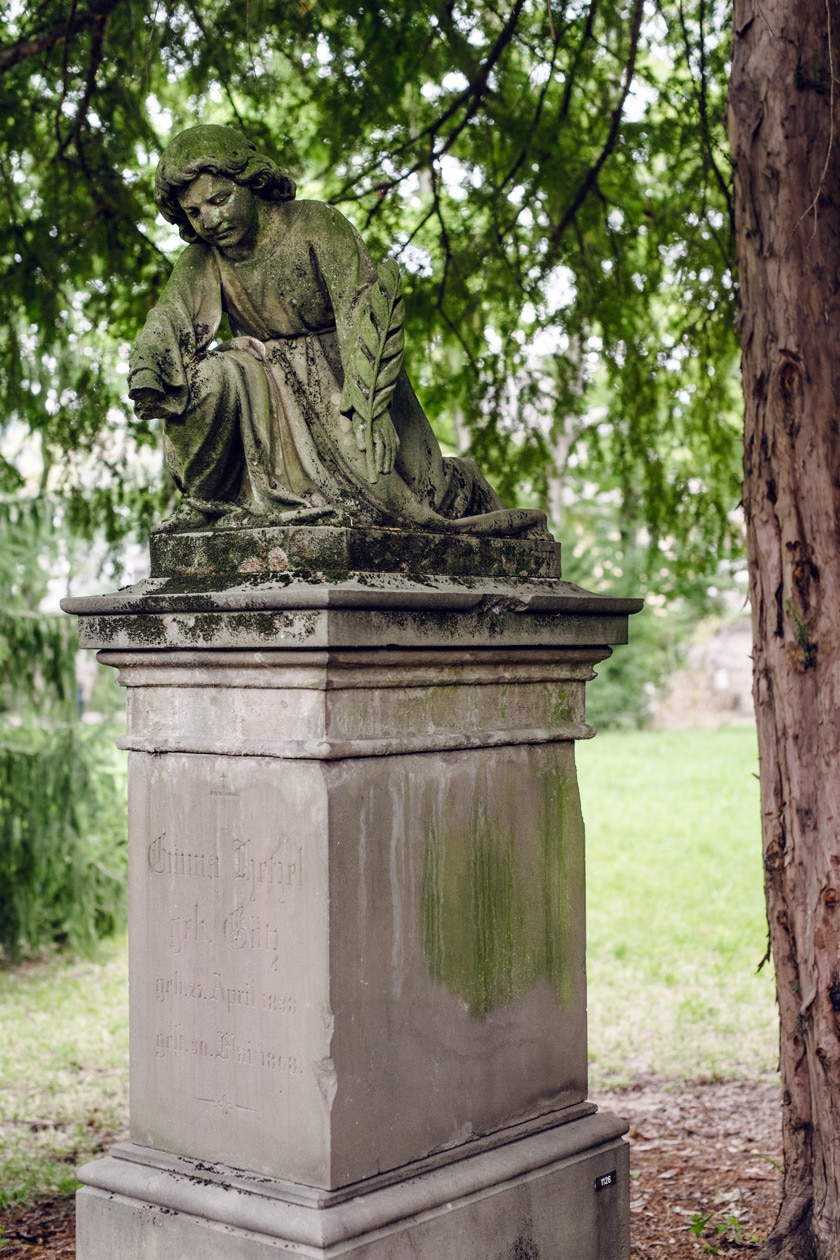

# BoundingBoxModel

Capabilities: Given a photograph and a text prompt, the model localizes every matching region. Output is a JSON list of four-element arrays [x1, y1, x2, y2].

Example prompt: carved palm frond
[[345, 258, 405, 482]]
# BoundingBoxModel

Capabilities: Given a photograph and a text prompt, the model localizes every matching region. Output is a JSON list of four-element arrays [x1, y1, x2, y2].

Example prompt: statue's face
[[178, 172, 260, 251]]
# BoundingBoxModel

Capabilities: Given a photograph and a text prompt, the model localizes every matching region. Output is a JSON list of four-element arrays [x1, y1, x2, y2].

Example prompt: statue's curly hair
[[155, 125, 296, 242]]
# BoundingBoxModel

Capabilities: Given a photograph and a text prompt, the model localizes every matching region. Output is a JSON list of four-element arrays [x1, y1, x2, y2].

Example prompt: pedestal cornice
[[62, 574, 643, 654], [101, 645, 608, 757]]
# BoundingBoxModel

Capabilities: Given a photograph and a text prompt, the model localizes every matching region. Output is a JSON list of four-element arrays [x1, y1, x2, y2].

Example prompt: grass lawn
[[0, 727, 777, 1207], [0, 941, 128, 1210], [579, 726, 778, 1087]]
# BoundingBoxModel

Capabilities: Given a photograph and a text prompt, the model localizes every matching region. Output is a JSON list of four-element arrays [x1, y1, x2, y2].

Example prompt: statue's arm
[[128, 246, 222, 421]]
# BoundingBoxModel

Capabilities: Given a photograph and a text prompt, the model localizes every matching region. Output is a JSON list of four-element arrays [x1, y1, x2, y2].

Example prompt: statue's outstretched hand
[[354, 411, 400, 477]]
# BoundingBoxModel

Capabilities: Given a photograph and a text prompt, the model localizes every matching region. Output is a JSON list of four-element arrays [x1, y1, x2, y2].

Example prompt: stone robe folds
[[128, 199, 546, 537]]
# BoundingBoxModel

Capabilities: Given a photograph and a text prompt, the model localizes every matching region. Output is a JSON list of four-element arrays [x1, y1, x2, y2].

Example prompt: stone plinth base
[[64, 566, 641, 1260], [77, 1110, 629, 1259], [111, 647, 595, 1187]]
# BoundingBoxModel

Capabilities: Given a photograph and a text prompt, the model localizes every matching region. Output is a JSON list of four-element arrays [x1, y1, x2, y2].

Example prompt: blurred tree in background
[[0, 498, 125, 960]]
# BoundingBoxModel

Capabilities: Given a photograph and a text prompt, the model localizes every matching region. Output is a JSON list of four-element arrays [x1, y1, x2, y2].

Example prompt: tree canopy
[[0, 0, 741, 596]]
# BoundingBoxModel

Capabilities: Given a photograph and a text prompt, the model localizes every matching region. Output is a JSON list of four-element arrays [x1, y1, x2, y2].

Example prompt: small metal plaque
[[595, 1169, 618, 1192]]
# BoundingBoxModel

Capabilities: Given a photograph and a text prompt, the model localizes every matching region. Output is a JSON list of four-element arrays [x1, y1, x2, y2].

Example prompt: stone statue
[[129, 125, 547, 538]]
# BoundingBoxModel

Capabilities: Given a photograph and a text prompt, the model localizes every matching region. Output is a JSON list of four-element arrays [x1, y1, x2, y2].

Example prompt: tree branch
[[0, 0, 123, 75], [545, 0, 644, 256], [332, 0, 526, 206], [497, 20, 561, 193], [676, 0, 736, 250], [559, 0, 598, 120], [182, 0, 246, 126]]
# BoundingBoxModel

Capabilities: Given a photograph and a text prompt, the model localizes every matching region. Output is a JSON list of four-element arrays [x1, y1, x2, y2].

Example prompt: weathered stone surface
[[150, 523, 562, 581], [77, 1112, 630, 1258], [62, 575, 643, 653], [103, 645, 599, 1190], [104, 647, 599, 757]]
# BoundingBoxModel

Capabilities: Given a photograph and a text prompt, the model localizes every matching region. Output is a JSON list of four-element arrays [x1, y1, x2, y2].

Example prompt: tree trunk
[[728, 4, 840, 1257]]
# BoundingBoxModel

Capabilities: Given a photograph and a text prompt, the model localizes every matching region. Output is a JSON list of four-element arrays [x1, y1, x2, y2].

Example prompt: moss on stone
[[150, 525, 561, 583], [421, 758, 581, 1017]]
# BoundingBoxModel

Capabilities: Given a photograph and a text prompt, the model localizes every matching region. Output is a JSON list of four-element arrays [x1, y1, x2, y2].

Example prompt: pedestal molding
[[78, 1111, 628, 1252], [116, 725, 594, 758], [77, 608, 633, 652], [108, 1099, 598, 1207], [63, 576, 641, 618], [97, 646, 607, 689], [105, 644, 601, 756]]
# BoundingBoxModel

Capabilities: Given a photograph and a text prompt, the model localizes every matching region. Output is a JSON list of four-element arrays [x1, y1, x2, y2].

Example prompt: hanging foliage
[[0, 496, 127, 961], [0, 724, 126, 962]]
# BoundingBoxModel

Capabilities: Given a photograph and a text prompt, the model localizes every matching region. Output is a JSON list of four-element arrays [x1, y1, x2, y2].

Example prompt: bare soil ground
[[597, 1079, 783, 1258], [0, 1198, 74, 1259], [0, 1080, 782, 1259]]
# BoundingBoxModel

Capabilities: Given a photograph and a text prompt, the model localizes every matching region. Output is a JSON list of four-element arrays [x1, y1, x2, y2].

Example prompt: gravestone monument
[[63, 125, 641, 1259]]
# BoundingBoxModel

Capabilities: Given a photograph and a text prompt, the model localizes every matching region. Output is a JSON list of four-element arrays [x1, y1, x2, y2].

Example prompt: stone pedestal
[[63, 526, 640, 1259]]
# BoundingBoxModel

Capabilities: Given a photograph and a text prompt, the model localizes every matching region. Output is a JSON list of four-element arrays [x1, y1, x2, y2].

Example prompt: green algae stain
[[546, 683, 577, 729], [422, 759, 581, 1017], [539, 764, 580, 1011]]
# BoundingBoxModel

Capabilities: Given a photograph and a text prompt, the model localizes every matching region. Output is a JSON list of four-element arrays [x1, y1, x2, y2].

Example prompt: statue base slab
[[77, 1111, 629, 1259], [149, 522, 562, 582]]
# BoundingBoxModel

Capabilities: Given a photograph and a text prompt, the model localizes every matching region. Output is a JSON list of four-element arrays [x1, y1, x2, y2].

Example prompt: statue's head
[[155, 125, 296, 242]]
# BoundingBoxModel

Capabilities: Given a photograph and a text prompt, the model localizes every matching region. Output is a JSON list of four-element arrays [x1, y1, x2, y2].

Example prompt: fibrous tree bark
[[729, 3, 840, 1257]]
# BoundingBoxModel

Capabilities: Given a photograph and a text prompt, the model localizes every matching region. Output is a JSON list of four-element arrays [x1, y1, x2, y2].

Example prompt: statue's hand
[[131, 386, 166, 421], [215, 336, 267, 363], [354, 410, 400, 477]]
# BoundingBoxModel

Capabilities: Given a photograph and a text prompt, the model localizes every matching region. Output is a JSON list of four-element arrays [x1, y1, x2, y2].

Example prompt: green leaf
[[359, 314, 381, 362], [347, 380, 371, 420], [354, 347, 376, 390], [371, 386, 397, 418], [369, 283, 391, 330], [376, 353, 402, 391], [382, 327, 405, 360]]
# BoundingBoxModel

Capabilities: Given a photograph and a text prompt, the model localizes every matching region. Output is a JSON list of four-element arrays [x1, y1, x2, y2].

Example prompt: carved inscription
[[222, 907, 286, 971], [170, 904, 211, 953], [195, 1094, 257, 1116], [154, 969, 297, 1015], [148, 832, 219, 879], [154, 1024, 304, 1075], [155, 971, 255, 1012], [234, 838, 302, 902], [146, 775, 309, 1111]]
